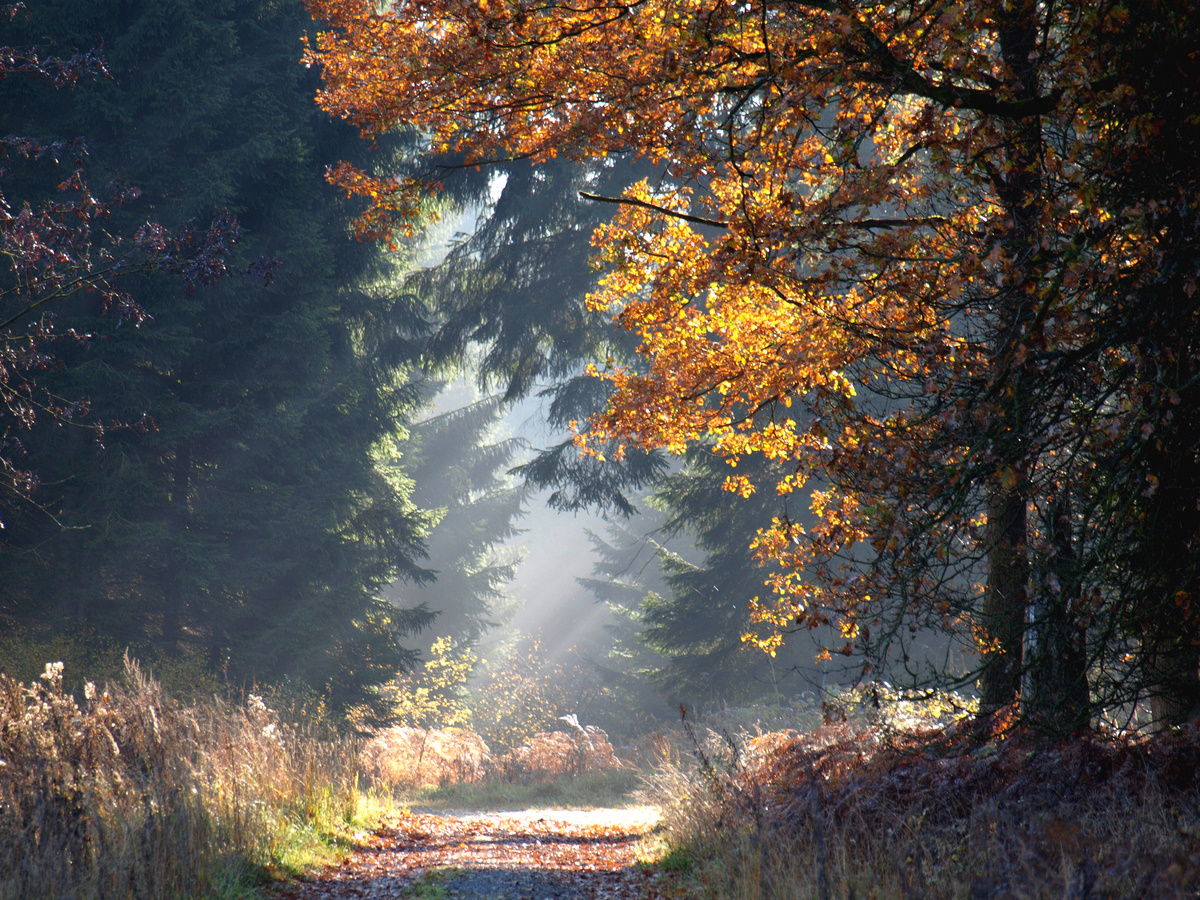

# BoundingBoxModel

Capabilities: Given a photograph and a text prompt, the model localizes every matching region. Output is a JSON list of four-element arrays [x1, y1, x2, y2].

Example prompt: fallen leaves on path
[[274, 807, 681, 899]]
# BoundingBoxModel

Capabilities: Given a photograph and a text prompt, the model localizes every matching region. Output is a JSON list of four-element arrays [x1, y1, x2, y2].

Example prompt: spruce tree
[[383, 393, 527, 646], [574, 516, 677, 730], [408, 157, 669, 515], [646, 448, 817, 705], [0, 0, 435, 715]]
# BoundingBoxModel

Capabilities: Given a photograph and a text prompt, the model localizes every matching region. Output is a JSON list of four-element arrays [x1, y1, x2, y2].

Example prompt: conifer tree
[[573, 515, 675, 726], [383, 394, 527, 645], [0, 0, 436, 715], [645, 449, 805, 705], [406, 157, 669, 515]]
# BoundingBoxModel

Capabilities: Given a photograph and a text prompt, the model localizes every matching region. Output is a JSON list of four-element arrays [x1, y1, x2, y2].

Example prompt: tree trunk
[[1141, 376, 1200, 730], [979, 481, 1029, 715], [159, 446, 191, 654], [1024, 490, 1090, 734], [976, 4, 1046, 721], [1146, 630, 1200, 730]]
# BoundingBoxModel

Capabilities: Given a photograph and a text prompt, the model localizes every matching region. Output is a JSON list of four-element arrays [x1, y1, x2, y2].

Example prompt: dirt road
[[273, 806, 667, 899]]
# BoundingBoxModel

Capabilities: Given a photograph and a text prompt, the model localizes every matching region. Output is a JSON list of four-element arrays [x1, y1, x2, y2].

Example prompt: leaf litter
[[272, 805, 677, 899]]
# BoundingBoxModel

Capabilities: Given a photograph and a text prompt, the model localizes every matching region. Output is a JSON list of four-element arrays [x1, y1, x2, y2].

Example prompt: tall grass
[[0, 656, 368, 900], [647, 703, 1200, 898]]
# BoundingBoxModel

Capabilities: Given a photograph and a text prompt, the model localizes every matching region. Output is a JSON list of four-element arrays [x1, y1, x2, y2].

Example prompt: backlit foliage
[[472, 636, 598, 752], [305, 0, 1200, 726], [380, 635, 477, 729]]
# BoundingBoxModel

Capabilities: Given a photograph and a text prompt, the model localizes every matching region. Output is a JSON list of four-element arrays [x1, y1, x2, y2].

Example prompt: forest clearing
[[4, 0, 1200, 896]]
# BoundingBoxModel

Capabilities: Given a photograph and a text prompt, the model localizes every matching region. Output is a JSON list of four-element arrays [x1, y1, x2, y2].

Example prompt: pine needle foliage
[[0, 0, 438, 715]]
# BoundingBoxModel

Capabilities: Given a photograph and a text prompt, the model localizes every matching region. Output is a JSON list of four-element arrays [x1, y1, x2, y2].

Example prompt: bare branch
[[578, 191, 729, 229]]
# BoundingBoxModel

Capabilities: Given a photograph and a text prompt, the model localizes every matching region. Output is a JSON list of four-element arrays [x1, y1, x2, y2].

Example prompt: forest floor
[[269, 805, 679, 900]]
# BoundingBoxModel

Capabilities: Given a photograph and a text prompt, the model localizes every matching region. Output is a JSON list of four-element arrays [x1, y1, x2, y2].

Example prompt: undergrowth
[[405, 767, 645, 812], [0, 657, 393, 900], [647, 693, 1200, 898], [399, 867, 462, 898]]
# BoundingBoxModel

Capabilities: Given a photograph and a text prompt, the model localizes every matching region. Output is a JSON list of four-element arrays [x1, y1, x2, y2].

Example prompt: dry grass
[[0, 656, 366, 900], [648, 715, 1200, 898], [496, 724, 622, 780], [361, 722, 624, 793], [360, 726, 493, 790]]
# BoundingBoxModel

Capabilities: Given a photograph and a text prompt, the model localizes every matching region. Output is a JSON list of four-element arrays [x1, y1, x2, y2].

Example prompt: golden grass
[[0, 656, 374, 900], [360, 726, 493, 790], [497, 725, 622, 780], [360, 722, 624, 792]]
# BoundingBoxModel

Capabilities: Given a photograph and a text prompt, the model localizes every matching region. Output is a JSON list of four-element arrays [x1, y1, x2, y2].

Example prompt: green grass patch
[[261, 786, 403, 882], [655, 844, 694, 874], [403, 767, 645, 811], [400, 868, 462, 898]]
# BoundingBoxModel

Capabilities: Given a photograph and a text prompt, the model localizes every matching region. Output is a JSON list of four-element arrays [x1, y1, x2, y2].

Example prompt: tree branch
[[579, 191, 729, 229]]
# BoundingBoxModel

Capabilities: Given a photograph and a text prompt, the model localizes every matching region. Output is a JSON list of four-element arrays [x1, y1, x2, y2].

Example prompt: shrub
[[0, 621, 223, 701], [648, 712, 1200, 898], [368, 636, 477, 731], [359, 721, 624, 792], [471, 636, 605, 753], [495, 724, 622, 781], [360, 726, 492, 790]]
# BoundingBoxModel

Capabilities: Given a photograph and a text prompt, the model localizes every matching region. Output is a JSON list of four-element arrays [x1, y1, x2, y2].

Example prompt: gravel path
[[272, 806, 664, 899]]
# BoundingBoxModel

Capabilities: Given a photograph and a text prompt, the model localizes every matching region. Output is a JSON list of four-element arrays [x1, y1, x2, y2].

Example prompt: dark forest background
[[0, 0, 824, 731]]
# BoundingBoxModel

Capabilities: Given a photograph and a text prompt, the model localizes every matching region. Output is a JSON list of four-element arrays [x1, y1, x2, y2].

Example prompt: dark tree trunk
[[976, 4, 1045, 721], [1024, 490, 1090, 735], [1141, 373, 1200, 730], [979, 482, 1029, 715]]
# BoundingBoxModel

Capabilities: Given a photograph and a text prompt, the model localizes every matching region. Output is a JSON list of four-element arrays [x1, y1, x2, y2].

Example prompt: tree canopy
[[306, 0, 1200, 731]]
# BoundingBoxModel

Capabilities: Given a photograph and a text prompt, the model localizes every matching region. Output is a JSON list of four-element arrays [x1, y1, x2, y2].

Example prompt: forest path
[[273, 806, 671, 899]]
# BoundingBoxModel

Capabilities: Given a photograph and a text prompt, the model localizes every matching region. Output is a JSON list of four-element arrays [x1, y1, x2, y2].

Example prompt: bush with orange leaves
[[359, 726, 492, 791], [653, 716, 1200, 899], [496, 724, 622, 782]]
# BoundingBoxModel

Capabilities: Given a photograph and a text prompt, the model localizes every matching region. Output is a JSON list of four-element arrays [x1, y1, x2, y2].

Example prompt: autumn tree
[[1063, 1, 1200, 727], [306, 0, 1200, 732]]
